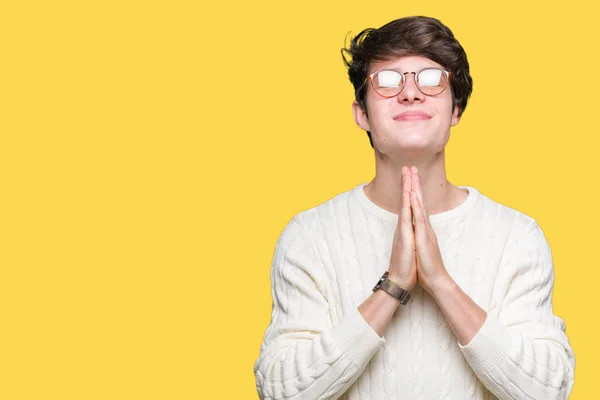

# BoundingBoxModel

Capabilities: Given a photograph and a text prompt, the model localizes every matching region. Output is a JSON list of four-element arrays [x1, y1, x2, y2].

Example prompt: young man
[[254, 16, 575, 400]]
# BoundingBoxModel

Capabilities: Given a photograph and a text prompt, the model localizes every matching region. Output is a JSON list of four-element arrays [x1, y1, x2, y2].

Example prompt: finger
[[401, 168, 412, 215], [400, 189, 415, 241], [403, 166, 412, 193], [401, 168, 407, 207], [411, 167, 431, 228], [403, 169, 415, 227], [411, 167, 428, 215], [410, 190, 426, 241]]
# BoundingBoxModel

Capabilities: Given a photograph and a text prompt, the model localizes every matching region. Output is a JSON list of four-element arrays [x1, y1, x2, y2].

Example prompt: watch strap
[[372, 271, 411, 305]]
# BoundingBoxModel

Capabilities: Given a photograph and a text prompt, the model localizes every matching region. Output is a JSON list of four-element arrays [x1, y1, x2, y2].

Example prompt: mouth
[[393, 112, 432, 121]]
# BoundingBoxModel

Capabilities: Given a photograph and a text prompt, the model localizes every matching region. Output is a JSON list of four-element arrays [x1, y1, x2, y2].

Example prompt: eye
[[376, 70, 402, 88], [417, 69, 444, 87]]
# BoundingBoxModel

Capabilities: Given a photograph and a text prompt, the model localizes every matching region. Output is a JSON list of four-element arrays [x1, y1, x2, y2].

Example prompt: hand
[[408, 166, 451, 295], [387, 166, 418, 291]]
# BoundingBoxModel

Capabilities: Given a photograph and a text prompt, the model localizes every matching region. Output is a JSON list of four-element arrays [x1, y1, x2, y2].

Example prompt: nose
[[397, 72, 423, 104]]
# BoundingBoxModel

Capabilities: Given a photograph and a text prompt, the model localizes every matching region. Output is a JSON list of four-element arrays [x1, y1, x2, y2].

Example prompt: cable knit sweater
[[254, 183, 576, 400]]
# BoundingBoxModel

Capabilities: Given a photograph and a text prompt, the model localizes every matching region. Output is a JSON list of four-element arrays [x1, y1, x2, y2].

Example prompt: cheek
[[374, 97, 397, 116]]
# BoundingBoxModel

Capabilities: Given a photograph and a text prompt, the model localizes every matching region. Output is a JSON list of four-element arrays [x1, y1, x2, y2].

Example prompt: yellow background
[[0, 0, 595, 398]]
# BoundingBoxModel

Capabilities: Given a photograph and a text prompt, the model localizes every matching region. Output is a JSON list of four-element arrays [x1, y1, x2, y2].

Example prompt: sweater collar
[[351, 182, 480, 225]]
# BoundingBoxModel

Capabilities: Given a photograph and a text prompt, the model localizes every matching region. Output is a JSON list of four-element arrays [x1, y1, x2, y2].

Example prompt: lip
[[393, 111, 432, 121]]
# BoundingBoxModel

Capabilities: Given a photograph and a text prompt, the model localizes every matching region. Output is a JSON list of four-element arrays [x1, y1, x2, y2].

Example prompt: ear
[[450, 104, 461, 127], [352, 100, 370, 131]]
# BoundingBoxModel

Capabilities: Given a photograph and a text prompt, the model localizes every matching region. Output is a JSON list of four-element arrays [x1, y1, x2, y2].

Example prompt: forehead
[[369, 55, 444, 73]]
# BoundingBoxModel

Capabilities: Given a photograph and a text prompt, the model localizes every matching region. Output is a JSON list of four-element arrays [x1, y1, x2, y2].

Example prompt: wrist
[[373, 271, 412, 305], [429, 274, 456, 300], [371, 287, 402, 309], [387, 273, 413, 291]]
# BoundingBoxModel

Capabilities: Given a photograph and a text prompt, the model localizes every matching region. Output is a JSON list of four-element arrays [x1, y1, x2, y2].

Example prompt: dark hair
[[341, 16, 473, 148]]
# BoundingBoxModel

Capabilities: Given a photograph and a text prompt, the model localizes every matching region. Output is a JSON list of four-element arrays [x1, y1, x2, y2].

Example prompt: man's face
[[353, 55, 461, 156]]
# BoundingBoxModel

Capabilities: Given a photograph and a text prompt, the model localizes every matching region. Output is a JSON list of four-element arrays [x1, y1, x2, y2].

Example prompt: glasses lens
[[373, 70, 403, 96], [416, 69, 448, 95]]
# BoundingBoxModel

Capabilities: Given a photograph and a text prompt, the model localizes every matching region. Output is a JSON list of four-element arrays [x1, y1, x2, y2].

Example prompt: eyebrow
[[371, 66, 444, 74]]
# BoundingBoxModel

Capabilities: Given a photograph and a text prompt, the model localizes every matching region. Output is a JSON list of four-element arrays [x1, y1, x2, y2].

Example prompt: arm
[[431, 222, 575, 399], [254, 216, 400, 400]]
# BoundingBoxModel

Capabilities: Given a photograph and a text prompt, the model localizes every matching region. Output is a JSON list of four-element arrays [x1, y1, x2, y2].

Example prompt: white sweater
[[254, 183, 576, 400]]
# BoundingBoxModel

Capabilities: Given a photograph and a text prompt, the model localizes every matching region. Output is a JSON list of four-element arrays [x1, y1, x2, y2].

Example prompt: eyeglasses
[[366, 67, 451, 98]]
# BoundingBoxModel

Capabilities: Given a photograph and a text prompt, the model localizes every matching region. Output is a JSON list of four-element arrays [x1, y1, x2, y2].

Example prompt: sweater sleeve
[[254, 216, 385, 400], [458, 222, 576, 399]]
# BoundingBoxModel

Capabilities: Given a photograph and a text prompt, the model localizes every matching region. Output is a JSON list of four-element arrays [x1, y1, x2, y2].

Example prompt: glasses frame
[[366, 67, 452, 98]]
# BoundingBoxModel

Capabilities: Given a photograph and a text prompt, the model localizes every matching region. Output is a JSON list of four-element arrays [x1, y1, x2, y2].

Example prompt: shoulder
[[270, 188, 360, 287], [472, 189, 554, 281], [278, 183, 363, 242], [467, 186, 542, 240]]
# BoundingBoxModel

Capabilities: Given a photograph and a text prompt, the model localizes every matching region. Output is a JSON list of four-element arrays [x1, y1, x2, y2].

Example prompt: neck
[[364, 148, 462, 216]]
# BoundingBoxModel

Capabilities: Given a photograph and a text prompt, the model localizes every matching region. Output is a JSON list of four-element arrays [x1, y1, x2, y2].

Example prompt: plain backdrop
[[0, 0, 596, 398]]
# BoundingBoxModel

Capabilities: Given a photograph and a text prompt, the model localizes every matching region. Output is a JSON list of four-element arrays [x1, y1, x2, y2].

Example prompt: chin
[[376, 131, 437, 153], [394, 131, 433, 145]]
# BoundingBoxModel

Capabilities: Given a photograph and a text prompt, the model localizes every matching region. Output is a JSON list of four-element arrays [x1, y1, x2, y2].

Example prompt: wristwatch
[[372, 271, 411, 305]]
